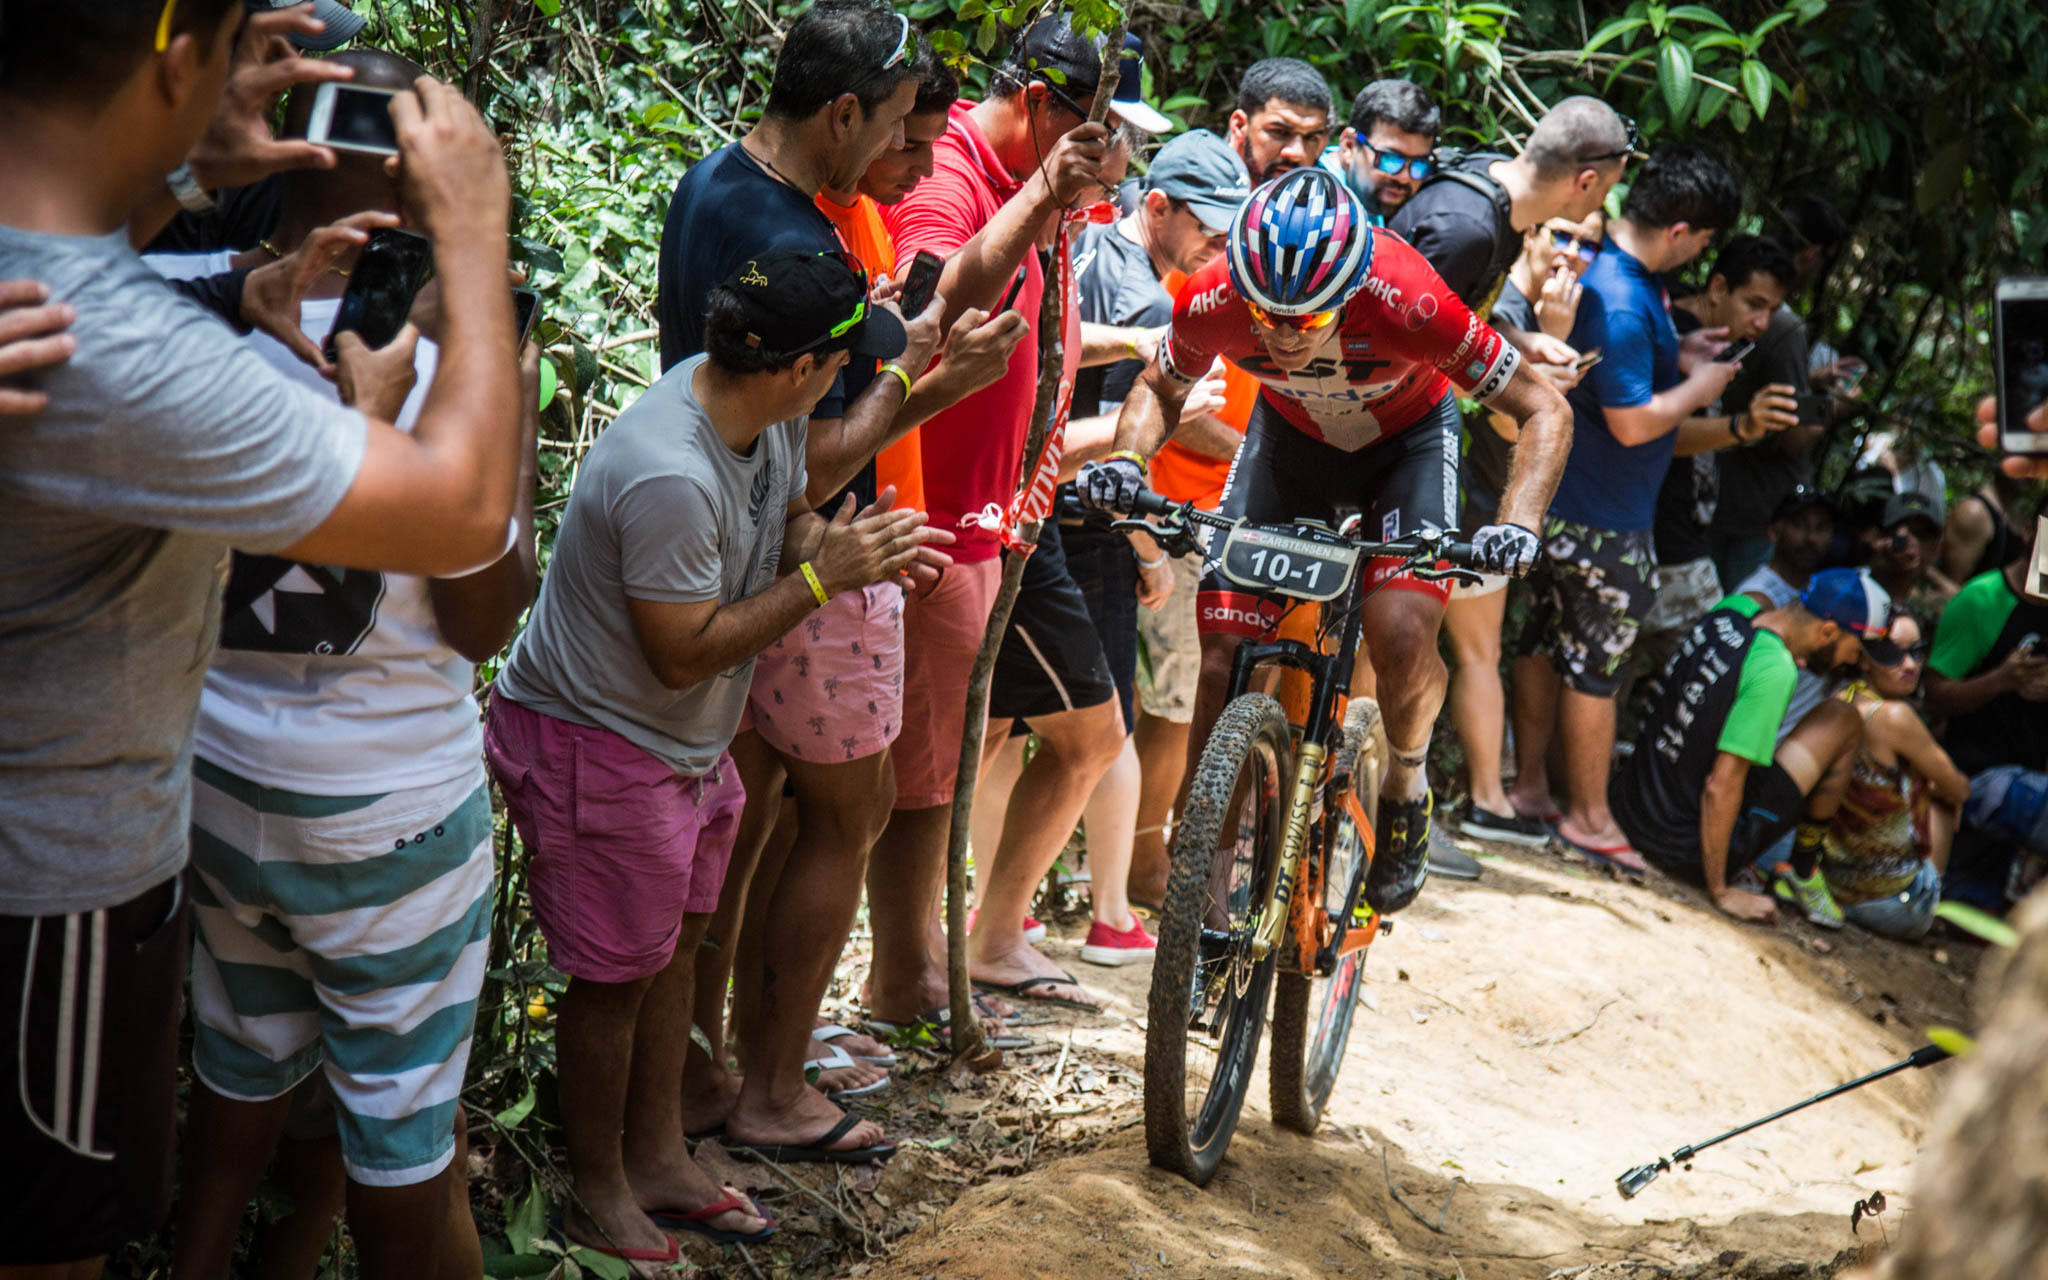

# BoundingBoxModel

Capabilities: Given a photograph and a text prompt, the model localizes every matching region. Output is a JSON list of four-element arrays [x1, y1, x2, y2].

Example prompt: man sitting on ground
[[1866, 491, 1951, 624], [1737, 485, 1836, 607], [485, 252, 947, 1259], [1612, 569, 1897, 923]]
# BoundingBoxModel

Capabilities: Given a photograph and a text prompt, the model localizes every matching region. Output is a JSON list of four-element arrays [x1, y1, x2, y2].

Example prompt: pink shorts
[[890, 558, 1002, 808], [741, 582, 906, 764], [483, 696, 746, 984]]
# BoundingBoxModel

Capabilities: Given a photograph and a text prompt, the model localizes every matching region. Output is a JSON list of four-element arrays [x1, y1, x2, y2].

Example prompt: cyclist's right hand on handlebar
[[1077, 455, 1147, 514], [1471, 522, 1542, 578]]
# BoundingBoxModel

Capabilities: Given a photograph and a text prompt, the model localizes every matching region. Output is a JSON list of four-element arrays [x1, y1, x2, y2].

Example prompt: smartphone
[[899, 250, 943, 317], [1572, 347, 1604, 372], [997, 266, 1027, 315], [1717, 338, 1756, 364], [1995, 276, 2048, 454], [513, 286, 540, 346], [1795, 390, 1834, 424], [2018, 633, 2042, 657], [1836, 361, 1866, 393], [323, 228, 435, 363], [305, 83, 402, 156]]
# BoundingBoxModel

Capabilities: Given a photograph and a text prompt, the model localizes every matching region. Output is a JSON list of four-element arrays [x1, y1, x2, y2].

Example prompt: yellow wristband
[[1124, 336, 1141, 360], [799, 561, 830, 607], [879, 362, 913, 396], [1106, 449, 1148, 469]]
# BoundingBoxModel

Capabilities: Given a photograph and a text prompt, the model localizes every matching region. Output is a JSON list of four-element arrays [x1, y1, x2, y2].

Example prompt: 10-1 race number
[[1218, 525, 1360, 602]]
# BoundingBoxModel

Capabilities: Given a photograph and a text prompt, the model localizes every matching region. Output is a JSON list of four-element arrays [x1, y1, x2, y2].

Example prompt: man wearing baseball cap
[[1613, 567, 1895, 924], [1868, 490, 1953, 622], [251, 0, 367, 50], [484, 249, 951, 1258]]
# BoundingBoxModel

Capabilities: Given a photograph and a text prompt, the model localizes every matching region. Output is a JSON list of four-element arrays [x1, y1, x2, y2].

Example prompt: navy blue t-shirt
[[1548, 243, 1682, 532], [655, 143, 852, 419]]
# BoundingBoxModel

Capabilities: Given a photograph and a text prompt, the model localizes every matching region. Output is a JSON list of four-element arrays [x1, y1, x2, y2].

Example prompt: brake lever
[[1111, 516, 1201, 560]]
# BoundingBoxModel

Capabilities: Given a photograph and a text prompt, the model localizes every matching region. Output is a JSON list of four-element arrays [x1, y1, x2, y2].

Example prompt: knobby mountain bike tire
[[1271, 699, 1385, 1134], [1144, 693, 1290, 1185]]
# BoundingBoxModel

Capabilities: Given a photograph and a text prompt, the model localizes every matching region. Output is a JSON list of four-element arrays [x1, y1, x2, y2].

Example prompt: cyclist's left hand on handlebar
[[1470, 522, 1542, 577], [1076, 456, 1147, 514]]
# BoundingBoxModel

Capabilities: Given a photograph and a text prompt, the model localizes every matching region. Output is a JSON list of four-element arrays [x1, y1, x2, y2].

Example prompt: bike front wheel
[[1144, 693, 1290, 1185], [1271, 698, 1385, 1134]]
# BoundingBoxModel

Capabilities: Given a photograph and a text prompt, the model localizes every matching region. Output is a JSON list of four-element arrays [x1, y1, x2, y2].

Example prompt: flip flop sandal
[[805, 1042, 889, 1099], [546, 1225, 683, 1264], [973, 969, 1107, 1014], [816, 1021, 898, 1066], [866, 1005, 1030, 1051], [684, 1122, 727, 1144], [648, 1192, 778, 1244], [973, 992, 1025, 1025], [725, 1112, 898, 1165], [1550, 826, 1648, 883]]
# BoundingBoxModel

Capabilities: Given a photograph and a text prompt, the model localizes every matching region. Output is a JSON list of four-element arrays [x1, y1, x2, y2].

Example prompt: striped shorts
[[187, 759, 494, 1187]]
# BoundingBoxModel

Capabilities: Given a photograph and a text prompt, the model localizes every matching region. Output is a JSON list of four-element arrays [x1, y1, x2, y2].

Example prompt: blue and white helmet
[[1226, 166, 1374, 316]]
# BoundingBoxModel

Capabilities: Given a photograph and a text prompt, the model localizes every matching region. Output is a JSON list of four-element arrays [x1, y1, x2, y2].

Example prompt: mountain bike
[[1112, 489, 1475, 1185]]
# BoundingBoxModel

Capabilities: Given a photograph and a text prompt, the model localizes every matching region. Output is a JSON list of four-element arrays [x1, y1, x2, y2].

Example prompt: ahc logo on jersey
[[1187, 285, 1230, 315], [1361, 274, 1403, 307]]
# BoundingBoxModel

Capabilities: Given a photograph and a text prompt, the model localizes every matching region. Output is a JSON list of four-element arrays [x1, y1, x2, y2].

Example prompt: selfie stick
[[1615, 1044, 1951, 1199]]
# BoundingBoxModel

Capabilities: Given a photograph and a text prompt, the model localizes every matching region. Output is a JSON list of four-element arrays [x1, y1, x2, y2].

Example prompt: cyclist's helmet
[[1226, 166, 1374, 317]]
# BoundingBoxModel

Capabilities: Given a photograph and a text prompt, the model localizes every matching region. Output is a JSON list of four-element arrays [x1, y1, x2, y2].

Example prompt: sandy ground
[[827, 833, 1980, 1280]]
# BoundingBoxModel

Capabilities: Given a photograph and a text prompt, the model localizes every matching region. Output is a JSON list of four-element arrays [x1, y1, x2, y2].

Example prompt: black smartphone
[[513, 286, 540, 346], [1794, 390, 1834, 424], [323, 228, 435, 363], [997, 266, 1027, 314], [1995, 276, 2048, 454], [899, 250, 943, 317], [1717, 338, 1756, 364]]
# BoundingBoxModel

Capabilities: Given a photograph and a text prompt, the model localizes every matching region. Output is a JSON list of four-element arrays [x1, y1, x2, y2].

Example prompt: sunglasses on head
[[1548, 227, 1600, 263], [1247, 302, 1338, 332], [1575, 113, 1641, 164], [1364, 143, 1435, 182]]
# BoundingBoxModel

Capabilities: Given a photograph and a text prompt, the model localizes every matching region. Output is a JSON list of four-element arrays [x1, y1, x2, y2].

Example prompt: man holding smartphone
[[0, 3, 520, 1270]]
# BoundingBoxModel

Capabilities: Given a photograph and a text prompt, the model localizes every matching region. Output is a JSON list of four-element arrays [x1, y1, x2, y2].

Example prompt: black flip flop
[[973, 968, 1106, 1013], [725, 1112, 897, 1165]]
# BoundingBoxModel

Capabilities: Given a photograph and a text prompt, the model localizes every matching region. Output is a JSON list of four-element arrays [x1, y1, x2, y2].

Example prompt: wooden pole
[[943, 19, 1127, 1062]]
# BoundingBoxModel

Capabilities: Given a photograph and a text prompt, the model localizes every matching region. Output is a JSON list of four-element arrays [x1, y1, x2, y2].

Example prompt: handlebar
[[1123, 488, 1478, 568]]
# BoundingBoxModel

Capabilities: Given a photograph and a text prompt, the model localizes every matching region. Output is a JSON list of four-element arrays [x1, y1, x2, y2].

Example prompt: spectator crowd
[[2, 0, 2045, 1275]]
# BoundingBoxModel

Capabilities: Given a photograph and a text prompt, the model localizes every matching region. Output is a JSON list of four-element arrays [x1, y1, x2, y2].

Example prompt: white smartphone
[[305, 83, 401, 156], [1995, 276, 2048, 454]]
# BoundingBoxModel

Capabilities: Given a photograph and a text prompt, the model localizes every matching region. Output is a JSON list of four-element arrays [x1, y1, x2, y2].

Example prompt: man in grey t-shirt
[[483, 251, 947, 1255], [0, 6, 522, 1268]]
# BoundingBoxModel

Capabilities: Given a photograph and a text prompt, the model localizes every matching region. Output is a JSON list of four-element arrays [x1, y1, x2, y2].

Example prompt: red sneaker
[[966, 908, 1048, 944], [1079, 916, 1156, 967]]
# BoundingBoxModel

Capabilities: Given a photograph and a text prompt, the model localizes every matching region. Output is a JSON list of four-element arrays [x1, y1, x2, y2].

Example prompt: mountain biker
[[1076, 166, 1574, 915]]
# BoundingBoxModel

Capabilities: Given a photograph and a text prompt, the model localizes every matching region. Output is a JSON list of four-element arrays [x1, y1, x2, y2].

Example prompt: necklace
[[743, 140, 808, 194], [259, 238, 348, 278]]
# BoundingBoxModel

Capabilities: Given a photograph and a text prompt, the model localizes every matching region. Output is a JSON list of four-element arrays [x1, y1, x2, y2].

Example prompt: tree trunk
[[943, 21, 1127, 1061], [1880, 886, 2048, 1279]]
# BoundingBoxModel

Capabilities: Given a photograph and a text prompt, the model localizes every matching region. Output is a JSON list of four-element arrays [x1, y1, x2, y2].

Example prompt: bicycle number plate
[[1218, 525, 1360, 602]]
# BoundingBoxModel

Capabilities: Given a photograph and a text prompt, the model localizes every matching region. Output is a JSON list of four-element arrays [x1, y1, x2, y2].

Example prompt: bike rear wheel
[[1271, 699, 1386, 1134], [1144, 693, 1290, 1185]]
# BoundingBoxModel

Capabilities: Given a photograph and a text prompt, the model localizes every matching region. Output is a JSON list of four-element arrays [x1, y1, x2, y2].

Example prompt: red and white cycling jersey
[[1161, 227, 1519, 451]]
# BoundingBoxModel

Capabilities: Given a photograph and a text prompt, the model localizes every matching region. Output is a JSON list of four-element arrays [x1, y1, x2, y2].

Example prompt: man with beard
[[1225, 57, 1332, 185], [1321, 79, 1439, 224], [1736, 485, 1836, 607], [1613, 569, 1898, 924]]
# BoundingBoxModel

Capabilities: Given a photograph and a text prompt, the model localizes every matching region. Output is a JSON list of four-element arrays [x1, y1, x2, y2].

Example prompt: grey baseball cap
[[247, 0, 367, 52], [1144, 129, 1251, 231]]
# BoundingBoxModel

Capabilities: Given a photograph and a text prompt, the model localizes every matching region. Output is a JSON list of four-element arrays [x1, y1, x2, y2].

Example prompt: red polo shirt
[[884, 101, 1081, 563]]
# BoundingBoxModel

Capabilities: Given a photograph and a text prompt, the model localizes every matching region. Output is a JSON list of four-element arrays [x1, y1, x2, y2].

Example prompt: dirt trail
[[850, 837, 1977, 1280]]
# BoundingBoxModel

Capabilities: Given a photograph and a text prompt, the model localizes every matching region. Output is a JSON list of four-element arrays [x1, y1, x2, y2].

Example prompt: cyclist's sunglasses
[[787, 250, 871, 355], [1548, 227, 1601, 263], [1247, 302, 1338, 332], [1365, 143, 1435, 182], [1576, 113, 1641, 164]]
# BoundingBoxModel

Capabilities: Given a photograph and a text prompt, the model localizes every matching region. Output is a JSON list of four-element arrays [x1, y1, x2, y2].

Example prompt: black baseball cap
[[1881, 491, 1941, 536], [1771, 484, 1834, 524], [718, 249, 905, 361], [247, 0, 367, 52]]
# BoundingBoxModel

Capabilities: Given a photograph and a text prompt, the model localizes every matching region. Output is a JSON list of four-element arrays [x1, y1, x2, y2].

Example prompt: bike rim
[[1184, 731, 1284, 1154], [1304, 949, 1364, 1101]]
